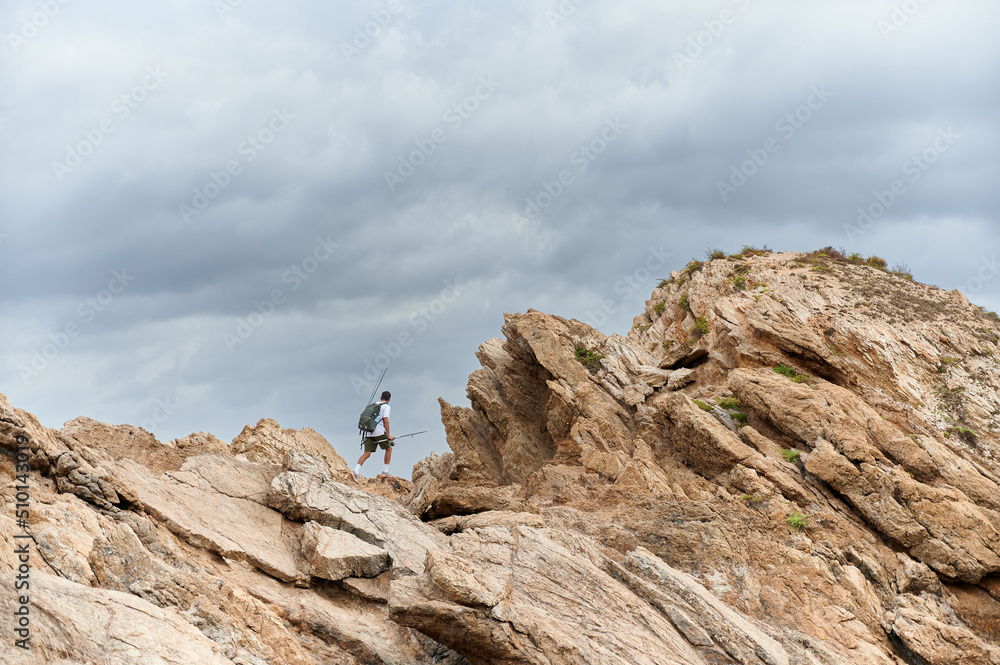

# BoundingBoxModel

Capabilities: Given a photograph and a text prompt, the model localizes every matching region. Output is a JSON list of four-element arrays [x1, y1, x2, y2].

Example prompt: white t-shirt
[[370, 402, 390, 437]]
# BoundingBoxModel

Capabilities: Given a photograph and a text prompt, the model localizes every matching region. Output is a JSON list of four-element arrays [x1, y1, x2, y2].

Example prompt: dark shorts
[[363, 435, 392, 453]]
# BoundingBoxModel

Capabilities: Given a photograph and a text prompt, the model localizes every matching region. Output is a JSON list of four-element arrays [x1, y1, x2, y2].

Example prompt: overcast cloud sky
[[2, 0, 998, 476]]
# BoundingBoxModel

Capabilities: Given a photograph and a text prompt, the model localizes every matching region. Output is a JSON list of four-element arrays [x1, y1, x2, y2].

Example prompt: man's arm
[[383, 417, 393, 441]]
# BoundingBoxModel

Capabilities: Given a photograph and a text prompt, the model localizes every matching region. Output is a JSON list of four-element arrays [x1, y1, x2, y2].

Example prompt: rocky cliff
[[4, 248, 1000, 664]]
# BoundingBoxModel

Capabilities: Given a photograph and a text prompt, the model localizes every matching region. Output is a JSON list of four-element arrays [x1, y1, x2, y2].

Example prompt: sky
[[2, 0, 999, 478]]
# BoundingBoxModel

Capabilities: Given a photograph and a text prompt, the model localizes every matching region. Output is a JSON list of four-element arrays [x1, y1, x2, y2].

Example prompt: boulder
[[300, 521, 390, 580]]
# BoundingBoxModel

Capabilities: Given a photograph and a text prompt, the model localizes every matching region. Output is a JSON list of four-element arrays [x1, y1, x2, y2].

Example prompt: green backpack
[[358, 402, 383, 434]]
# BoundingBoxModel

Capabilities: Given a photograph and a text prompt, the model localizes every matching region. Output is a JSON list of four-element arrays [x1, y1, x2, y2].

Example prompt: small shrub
[[650, 342, 659, 351], [774, 364, 810, 383], [947, 426, 978, 442], [707, 248, 726, 260], [731, 411, 748, 423], [693, 399, 714, 412], [846, 252, 864, 264], [891, 263, 914, 280], [679, 294, 691, 310], [574, 345, 606, 368], [657, 278, 672, 289], [691, 317, 709, 340], [733, 276, 747, 291], [740, 245, 771, 257], [937, 357, 960, 373], [811, 266, 833, 274], [716, 397, 740, 409], [682, 260, 704, 276], [785, 512, 810, 531], [741, 493, 763, 505], [811, 246, 845, 260], [733, 264, 751, 275], [654, 302, 666, 315], [780, 448, 801, 463], [865, 256, 888, 270]]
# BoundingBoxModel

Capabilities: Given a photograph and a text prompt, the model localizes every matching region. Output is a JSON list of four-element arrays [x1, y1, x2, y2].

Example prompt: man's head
[[381, 391, 391, 402]]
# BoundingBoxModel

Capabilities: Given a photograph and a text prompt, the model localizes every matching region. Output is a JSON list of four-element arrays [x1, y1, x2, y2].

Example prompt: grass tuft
[[785, 512, 810, 531], [574, 345, 606, 368], [865, 255, 888, 270], [774, 364, 811, 383], [690, 317, 709, 340], [780, 448, 801, 463]]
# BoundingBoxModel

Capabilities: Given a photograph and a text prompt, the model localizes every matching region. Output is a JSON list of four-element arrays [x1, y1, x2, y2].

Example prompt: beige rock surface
[[0, 571, 235, 664], [7, 249, 1000, 664], [232, 417, 352, 480], [389, 525, 709, 665], [301, 520, 390, 580]]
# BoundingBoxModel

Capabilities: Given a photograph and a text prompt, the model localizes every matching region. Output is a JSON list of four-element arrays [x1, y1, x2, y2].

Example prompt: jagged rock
[[412, 450, 455, 483], [888, 592, 1000, 664], [729, 367, 1000, 582], [389, 525, 708, 665], [266, 469, 447, 576], [895, 553, 942, 595], [62, 416, 228, 474], [232, 417, 351, 481], [0, 571, 235, 664], [9, 250, 1000, 664], [667, 367, 696, 390], [300, 521, 390, 580], [343, 571, 392, 603], [112, 455, 306, 583], [429, 510, 546, 535]]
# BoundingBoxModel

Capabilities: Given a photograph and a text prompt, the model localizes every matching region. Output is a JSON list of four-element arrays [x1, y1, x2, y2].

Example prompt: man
[[351, 391, 395, 481]]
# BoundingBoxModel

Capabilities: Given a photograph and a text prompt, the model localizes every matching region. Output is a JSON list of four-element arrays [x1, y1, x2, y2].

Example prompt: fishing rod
[[365, 367, 387, 407], [390, 431, 426, 440], [358, 367, 388, 439]]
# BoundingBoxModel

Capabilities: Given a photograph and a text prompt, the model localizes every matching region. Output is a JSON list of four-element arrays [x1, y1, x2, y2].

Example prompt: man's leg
[[380, 444, 392, 476], [352, 448, 374, 481]]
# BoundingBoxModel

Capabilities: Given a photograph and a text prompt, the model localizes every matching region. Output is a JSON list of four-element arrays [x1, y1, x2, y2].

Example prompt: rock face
[[4, 248, 1000, 664]]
